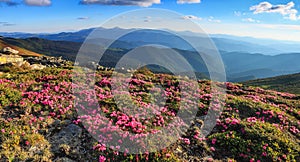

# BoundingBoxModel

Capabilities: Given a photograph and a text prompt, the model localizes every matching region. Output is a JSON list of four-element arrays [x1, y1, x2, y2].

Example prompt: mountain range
[[1, 28, 300, 82], [2, 27, 300, 55]]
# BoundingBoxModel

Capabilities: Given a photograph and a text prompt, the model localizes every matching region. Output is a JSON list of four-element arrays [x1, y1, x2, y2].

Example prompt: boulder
[[31, 64, 46, 70], [2, 47, 19, 55]]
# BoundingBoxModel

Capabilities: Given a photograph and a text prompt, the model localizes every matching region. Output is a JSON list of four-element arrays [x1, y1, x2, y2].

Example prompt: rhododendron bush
[[0, 67, 299, 161]]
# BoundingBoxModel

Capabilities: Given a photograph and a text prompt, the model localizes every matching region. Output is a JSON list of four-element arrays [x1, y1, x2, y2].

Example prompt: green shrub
[[208, 121, 300, 161], [0, 85, 22, 108]]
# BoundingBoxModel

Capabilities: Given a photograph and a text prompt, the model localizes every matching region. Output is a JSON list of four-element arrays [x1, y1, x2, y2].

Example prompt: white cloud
[[234, 11, 242, 17], [80, 0, 160, 7], [177, 0, 201, 4], [182, 15, 202, 20], [208, 16, 221, 23], [250, 1, 300, 20], [24, 0, 51, 6], [242, 18, 260, 23], [234, 11, 246, 17]]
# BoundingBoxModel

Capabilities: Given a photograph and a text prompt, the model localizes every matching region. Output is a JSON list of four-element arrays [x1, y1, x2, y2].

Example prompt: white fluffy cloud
[[208, 16, 221, 23], [177, 0, 200, 4], [182, 15, 202, 20], [24, 0, 51, 6], [234, 11, 246, 17], [80, 0, 160, 7], [242, 18, 260, 23], [234, 11, 242, 17], [250, 1, 300, 20]]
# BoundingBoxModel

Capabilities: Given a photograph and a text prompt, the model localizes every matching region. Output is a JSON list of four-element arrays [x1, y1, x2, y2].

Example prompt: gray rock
[[57, 124, 82, 138], [49, 124, 84, 158]]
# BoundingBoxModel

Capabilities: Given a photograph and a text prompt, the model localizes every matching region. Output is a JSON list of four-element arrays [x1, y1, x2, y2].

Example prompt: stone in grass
[[50, 124, 84, 158]]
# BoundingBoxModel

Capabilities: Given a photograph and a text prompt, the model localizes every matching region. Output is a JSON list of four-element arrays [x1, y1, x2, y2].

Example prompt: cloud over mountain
[[250, 1, 300, 20], [80, 0, 160, 7]]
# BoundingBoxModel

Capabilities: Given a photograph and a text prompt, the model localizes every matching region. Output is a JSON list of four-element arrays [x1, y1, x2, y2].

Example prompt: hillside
[[1, 37, 80, 60], [0, 67, 299, 161], [243, 72, 300, 94], [0, 38, 41, 57]]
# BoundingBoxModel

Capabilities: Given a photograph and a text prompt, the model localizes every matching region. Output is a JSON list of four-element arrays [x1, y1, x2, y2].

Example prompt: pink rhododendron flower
[[166, 153, 171, 158], [211, 138, 217, 144], [25, 141, 30, 146], [99, 155, 106, 162]]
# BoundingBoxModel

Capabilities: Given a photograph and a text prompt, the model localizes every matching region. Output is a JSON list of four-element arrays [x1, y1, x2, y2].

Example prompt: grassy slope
[[1, 37, 80, 60], [0, 39, 41, 57], [243, 72, 300, 94]]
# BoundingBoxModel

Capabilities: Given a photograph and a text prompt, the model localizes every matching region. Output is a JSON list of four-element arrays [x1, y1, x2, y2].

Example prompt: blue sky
[[1, 0, 300, 41]]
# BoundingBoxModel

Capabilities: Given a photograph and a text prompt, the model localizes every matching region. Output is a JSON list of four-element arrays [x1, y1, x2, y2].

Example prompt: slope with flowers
[[0, 67, 299, 162]]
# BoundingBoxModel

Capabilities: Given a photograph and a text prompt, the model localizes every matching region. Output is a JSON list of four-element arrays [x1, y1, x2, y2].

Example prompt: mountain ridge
[[2, 27, 300, 55]]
